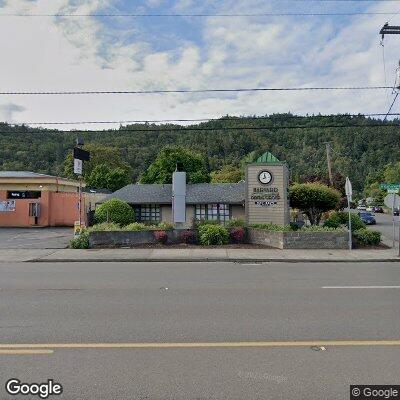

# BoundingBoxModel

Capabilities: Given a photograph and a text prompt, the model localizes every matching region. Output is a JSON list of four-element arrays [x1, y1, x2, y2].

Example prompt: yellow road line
[[0, 340, 399, 349], [0, 349, 53, 355]]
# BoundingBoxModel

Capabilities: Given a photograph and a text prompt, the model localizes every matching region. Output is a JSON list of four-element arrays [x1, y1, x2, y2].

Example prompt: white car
[[366, 206, 374, 212], [357, 205, 367, 211]]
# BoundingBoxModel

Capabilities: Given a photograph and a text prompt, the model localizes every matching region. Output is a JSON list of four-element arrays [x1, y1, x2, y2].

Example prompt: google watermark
[[5, 379, 63, 399], [351, 386, 400, 400]]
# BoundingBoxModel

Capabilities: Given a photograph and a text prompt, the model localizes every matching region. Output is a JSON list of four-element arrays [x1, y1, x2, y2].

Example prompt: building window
[[195, 204, 231, 223], [134, 204, 161, 223]]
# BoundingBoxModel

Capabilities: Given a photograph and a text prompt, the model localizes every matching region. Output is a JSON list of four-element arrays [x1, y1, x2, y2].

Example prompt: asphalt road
[[0, 228, 72, 249], [0, 261, 399, 399], [370, 212, 400, 246]]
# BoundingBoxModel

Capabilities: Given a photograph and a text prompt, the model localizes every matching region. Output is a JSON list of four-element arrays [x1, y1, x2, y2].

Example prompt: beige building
[[104, 152, 290, 228]]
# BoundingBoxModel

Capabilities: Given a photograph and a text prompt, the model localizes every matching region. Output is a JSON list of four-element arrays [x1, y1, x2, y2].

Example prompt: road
[[0, 261, 399, 399], [370, 212, 400, 247]]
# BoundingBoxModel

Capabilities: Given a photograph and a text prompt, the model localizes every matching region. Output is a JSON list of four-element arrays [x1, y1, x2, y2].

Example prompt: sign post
[[384, 193, 400, 250], [345, 177, 353, 251], [73, 140, 90, 232]]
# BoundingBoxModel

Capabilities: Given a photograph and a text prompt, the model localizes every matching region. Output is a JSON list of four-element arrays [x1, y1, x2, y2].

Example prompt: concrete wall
[[248, 228, 349, 249], [89, 229, 198, 248]]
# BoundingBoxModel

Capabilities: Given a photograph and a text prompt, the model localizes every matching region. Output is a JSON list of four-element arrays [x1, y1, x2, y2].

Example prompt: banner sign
[[0, 200, 16, 212]]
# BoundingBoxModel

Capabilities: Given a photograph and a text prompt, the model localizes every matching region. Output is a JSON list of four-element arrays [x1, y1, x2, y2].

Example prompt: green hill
[[1, 114, 398, 191]]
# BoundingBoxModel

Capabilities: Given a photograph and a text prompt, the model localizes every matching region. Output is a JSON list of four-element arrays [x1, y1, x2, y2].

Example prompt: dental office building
[[103, 152, 290, 227]]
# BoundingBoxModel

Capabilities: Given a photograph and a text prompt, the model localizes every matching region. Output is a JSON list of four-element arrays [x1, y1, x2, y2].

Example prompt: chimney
[[172, 170, 186, 225]]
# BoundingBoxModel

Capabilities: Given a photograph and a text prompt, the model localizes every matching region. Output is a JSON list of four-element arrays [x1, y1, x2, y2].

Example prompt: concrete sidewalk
[[0, 248, 399, 263]]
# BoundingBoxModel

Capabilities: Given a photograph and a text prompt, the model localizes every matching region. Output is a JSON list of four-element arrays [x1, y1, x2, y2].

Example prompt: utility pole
[[325, 142, 334, 187]]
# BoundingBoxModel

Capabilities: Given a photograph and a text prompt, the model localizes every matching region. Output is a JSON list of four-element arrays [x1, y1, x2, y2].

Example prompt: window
[[7, 191, 41, 199], [134, 204, 161, 223], [195, 204, 231, 223]]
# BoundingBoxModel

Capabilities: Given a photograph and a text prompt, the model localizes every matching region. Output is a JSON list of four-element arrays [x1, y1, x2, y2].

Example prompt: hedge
[[353, 229, 381, 246], [198, 224, 229, 245]]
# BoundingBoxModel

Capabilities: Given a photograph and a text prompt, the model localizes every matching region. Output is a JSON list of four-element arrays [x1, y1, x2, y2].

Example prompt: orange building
[[0, 171, 84, 227]]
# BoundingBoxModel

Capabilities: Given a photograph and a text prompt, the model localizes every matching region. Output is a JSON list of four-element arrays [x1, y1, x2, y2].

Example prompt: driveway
[[0, 227, 73, 249]]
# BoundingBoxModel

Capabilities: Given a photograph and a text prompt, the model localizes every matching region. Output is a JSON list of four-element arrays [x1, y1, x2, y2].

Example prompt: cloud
[[0, 0, 399, 130], [0, 103, 25, 121]]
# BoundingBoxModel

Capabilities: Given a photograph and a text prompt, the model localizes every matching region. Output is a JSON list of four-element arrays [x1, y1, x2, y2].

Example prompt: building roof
[[104, 182, 245, 204], [0, 171, 57, 179], [255, 151, 281, 163]]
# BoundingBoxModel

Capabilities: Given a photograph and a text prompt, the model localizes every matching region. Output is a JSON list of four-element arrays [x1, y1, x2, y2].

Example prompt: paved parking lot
[[0, 227, 73, 249]]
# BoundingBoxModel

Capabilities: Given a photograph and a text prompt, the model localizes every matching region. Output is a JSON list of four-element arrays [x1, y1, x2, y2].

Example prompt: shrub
[[154, 230, 168, 244], [252, 223, 292, 232], [90, 222, 121, 232], [324, 211, 365, 231], [157, 221, 174, 230], [226, 219, 246, 228], [353, 229, 381, 246], [94, 199, 135, 226], [196, 219, 220, 227], [289, 183, 341, 225], [123, 222, 148, 231], [198, 224, 229, 245], [180, 230, 198, 244], [230, 227, 246, 243], [70, 230, 89, 249]]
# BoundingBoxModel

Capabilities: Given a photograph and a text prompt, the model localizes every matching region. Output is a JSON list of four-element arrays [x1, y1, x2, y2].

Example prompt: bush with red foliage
[[180, 230, 197, 244], [230, 227, 246, 244], [154, 230, 168, 244]]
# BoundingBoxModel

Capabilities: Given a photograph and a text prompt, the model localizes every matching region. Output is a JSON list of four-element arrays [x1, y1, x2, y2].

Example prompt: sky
[[1, 0, 400, 130]]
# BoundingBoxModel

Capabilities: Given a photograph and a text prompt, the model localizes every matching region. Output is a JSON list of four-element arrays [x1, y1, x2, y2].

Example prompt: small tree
[[211, 164, 243, 183], [140, 146, 210, 184], [94, 199, 135, 226], [289, 183, 341, 225]]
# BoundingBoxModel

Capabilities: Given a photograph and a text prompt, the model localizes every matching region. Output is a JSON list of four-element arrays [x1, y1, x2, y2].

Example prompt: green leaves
[[289, 183, 341, 225], [140, 146, 210, 184]]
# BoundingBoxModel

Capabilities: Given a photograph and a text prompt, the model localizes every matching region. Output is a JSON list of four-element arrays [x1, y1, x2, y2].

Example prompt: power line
[[4, 113, 400, 126], [0, 12, 398, 17], [0, 123, 399, 134], [0, 86, 391, 96]]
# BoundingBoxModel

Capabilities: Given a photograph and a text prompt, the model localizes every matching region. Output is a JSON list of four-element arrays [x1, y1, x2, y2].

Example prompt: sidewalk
[[0, 248, 399, 263]]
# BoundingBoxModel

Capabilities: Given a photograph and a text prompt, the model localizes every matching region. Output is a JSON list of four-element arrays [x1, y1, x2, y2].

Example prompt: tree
[[289, 182, 341, 225], [94, 199, 135, 226], [85, 164, 131, 192], [140, 146, 210, 184], [210, 164, 243, 183], [63, 144, 132, 181], [384, 161, 400, 184]]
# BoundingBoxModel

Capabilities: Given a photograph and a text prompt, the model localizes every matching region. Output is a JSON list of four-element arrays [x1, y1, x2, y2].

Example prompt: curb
[[28, 257, 400, 263]]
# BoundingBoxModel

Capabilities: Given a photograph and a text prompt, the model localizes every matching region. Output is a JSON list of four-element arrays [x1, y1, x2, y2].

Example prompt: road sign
[[380, 183, 400, 190], [73, 147, 90, 161], [384, 193, 400, 209], [345, 177, 352, 202], [73, 158, 83, 175]]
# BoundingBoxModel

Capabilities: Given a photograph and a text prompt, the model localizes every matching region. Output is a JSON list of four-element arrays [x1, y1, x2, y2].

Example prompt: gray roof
[[0, 171, 57, 179], [104, 182, 245, 204]]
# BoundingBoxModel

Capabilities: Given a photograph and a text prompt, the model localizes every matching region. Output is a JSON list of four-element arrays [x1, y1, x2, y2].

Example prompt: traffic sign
[[384, 193, 400, 209], [388, 189, 399, 194], [345, 177, 352, 202], [73, 158, 82, 175], [380, 183, 400, 190]]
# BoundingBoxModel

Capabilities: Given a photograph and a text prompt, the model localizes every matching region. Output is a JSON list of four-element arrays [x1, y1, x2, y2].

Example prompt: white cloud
[[0, 0, 399, 130]]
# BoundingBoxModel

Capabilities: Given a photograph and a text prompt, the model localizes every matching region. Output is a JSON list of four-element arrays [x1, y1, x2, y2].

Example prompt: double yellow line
[[1, 340, 400, 355]]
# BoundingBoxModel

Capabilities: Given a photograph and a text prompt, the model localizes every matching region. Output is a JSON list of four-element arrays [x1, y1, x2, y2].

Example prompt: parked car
[[357, 205, 367, 211], [358, 212, 376, 225], [394, 208, 400, 216], [373, 206, 384, 213], [366, 206, 374, 212]]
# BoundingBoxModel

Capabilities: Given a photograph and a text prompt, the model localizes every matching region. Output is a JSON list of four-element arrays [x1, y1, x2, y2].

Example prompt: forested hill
[[1, 114, 399, 191]]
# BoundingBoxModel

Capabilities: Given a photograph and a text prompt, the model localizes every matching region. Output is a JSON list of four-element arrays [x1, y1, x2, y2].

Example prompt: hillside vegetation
[[1, 114, 398, 191]]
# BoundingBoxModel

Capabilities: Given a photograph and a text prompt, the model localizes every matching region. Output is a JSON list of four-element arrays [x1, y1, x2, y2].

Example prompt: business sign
[[0, 200, 16, 212], [73, 147, 90, 161], [74, 158, 83, 175]]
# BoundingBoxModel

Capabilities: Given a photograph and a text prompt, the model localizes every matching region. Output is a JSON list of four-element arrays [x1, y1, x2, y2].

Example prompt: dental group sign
[[246, 162, 290, 226]]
